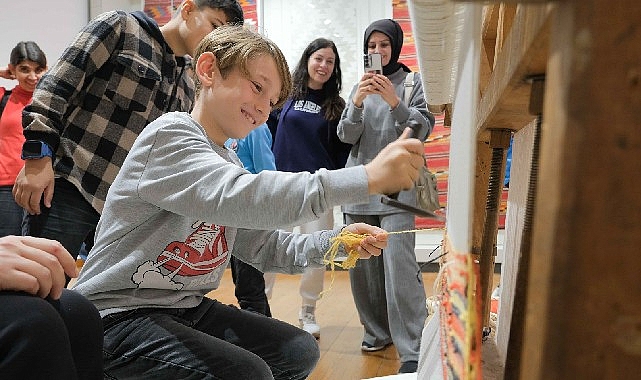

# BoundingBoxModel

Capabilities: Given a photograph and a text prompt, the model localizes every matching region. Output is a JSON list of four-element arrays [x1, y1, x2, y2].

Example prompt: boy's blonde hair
[[192, 26, 291, 109]]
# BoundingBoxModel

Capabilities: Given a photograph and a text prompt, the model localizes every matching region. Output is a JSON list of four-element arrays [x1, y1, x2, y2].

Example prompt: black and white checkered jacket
[[23, 10, 194, 212]]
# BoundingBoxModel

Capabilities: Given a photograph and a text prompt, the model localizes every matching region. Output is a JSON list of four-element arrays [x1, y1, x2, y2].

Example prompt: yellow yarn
[[320, 227, 440, 297], [319, 230, 365, 298], [323, 227, 440, 270], [323, 230, 365, 270]]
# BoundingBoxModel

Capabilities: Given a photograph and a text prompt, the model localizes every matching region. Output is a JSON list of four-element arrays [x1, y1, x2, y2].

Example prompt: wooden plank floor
[[208, 269, 442, 379]]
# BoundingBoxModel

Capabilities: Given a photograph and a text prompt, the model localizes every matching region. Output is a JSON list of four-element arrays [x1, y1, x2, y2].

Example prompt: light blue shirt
[[225, 123, 276, 174]]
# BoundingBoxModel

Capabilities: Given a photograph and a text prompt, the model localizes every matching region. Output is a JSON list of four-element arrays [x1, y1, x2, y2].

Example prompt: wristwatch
[[21, 140, 54, 160]]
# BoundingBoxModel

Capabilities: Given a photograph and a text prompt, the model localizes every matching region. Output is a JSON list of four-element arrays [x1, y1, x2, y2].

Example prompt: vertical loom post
[[479, 128, 511, 330]]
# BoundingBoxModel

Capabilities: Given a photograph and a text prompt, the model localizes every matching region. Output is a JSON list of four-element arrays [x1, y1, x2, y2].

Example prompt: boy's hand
[[364, 128, 425, 195], [342, 223, 388, 259], [12, 158, 55, 215]]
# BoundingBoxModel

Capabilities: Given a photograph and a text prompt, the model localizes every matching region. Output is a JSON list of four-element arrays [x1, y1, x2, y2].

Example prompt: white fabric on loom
[[407, 0, 466, 106]]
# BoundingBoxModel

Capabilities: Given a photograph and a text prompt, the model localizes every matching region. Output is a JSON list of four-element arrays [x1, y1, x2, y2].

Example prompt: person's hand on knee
[[0, 235, 77, 299]]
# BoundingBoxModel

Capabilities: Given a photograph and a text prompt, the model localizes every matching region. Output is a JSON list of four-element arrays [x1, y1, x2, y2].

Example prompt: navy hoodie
[[271, 89, 351, 173]]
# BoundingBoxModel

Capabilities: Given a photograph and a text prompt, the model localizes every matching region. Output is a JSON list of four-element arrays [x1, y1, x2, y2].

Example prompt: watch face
[[23, 141, 44, 157]]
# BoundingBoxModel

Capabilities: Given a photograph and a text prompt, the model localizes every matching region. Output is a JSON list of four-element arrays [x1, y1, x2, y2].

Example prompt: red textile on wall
[[393, 0, 419, 72]]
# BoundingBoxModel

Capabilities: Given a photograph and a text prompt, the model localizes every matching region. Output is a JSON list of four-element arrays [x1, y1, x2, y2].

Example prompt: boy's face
[[181, 3, 231, 57], [199, 54, 282, 145]]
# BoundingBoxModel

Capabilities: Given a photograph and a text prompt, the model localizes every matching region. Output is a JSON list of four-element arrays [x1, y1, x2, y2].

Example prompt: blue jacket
[[225, 123, 276, 174]]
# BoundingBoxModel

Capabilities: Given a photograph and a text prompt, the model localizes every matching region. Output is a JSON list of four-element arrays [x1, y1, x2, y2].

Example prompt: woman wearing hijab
[[337, 18, 435, 374]]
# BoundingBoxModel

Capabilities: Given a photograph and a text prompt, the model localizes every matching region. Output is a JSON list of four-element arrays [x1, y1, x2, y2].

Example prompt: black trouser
[[230, 256, 272, 317], [22, 178, 100, 262], [101, 299, 319, 379], [0, 289, 103, 379]]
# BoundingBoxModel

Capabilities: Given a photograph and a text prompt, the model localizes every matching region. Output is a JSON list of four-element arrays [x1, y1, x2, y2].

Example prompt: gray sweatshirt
[[72, 112, 369, 316]]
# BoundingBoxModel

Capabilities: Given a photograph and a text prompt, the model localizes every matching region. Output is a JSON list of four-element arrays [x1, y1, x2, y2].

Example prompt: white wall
[[89, 0, 144, 18], [260, 0, 392, 99], [0, 0, 88, 88], [1, 0, 388, 95], [0, 0, 143, 89]]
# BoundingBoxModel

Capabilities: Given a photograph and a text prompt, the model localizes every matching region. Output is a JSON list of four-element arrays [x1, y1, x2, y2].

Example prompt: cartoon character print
[[132, 222, 229, 290]]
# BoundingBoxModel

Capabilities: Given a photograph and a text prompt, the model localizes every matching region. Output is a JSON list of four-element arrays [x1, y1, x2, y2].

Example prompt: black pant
[[230, 256, 272, 317], [101, 299, 319, 379], [0, 289, 103, 379], [22, 178, 100, 261]]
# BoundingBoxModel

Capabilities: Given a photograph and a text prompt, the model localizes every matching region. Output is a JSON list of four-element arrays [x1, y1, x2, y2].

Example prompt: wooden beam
[[473, 6, 550, 338], [522, 0, 641, 378], [482, 4, 499, 49], [472, 141, 492, 259], [495, 4, 517, 56], [476, 4, 552, 140], [480, 4, 500, 95]]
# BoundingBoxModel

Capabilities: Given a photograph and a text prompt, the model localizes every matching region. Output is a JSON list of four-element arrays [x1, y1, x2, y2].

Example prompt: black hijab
[[363, 19, 411, 76]]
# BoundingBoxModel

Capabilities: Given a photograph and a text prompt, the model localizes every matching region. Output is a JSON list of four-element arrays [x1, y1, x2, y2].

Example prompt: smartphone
[[363, 53, 382, 74]]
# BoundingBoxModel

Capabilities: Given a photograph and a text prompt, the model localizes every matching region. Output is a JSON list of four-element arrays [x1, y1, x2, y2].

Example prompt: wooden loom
[[408, 0, 641, 378]]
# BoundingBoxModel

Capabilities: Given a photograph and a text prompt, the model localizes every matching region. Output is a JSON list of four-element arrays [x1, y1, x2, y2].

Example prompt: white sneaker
[[299, 305, 320, 339]]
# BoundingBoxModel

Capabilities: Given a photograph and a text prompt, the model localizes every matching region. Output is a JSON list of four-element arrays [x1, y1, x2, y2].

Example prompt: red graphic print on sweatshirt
[[157, 222, 229, 276]]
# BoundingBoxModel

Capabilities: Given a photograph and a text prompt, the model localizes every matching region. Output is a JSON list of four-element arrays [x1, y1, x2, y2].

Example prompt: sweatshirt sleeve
[[392, 72, 435, 141], [230, 227, 344, 274], [134, 117, 369, 230], [327, 118, 352, 169], [246, 125, 276, 173], [337, 84, 366, 145]]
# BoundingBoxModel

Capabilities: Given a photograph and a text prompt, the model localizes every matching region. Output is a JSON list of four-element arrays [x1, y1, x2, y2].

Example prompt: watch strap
[[21, 140, 54, 160]]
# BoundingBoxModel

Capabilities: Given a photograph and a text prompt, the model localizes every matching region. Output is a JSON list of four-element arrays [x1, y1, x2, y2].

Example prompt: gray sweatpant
[[345, 212, 427, 363]]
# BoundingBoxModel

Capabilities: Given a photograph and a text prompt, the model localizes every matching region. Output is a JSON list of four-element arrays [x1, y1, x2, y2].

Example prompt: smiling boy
[[14, 0, 244, 261], [72, 26, 426, 379]]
